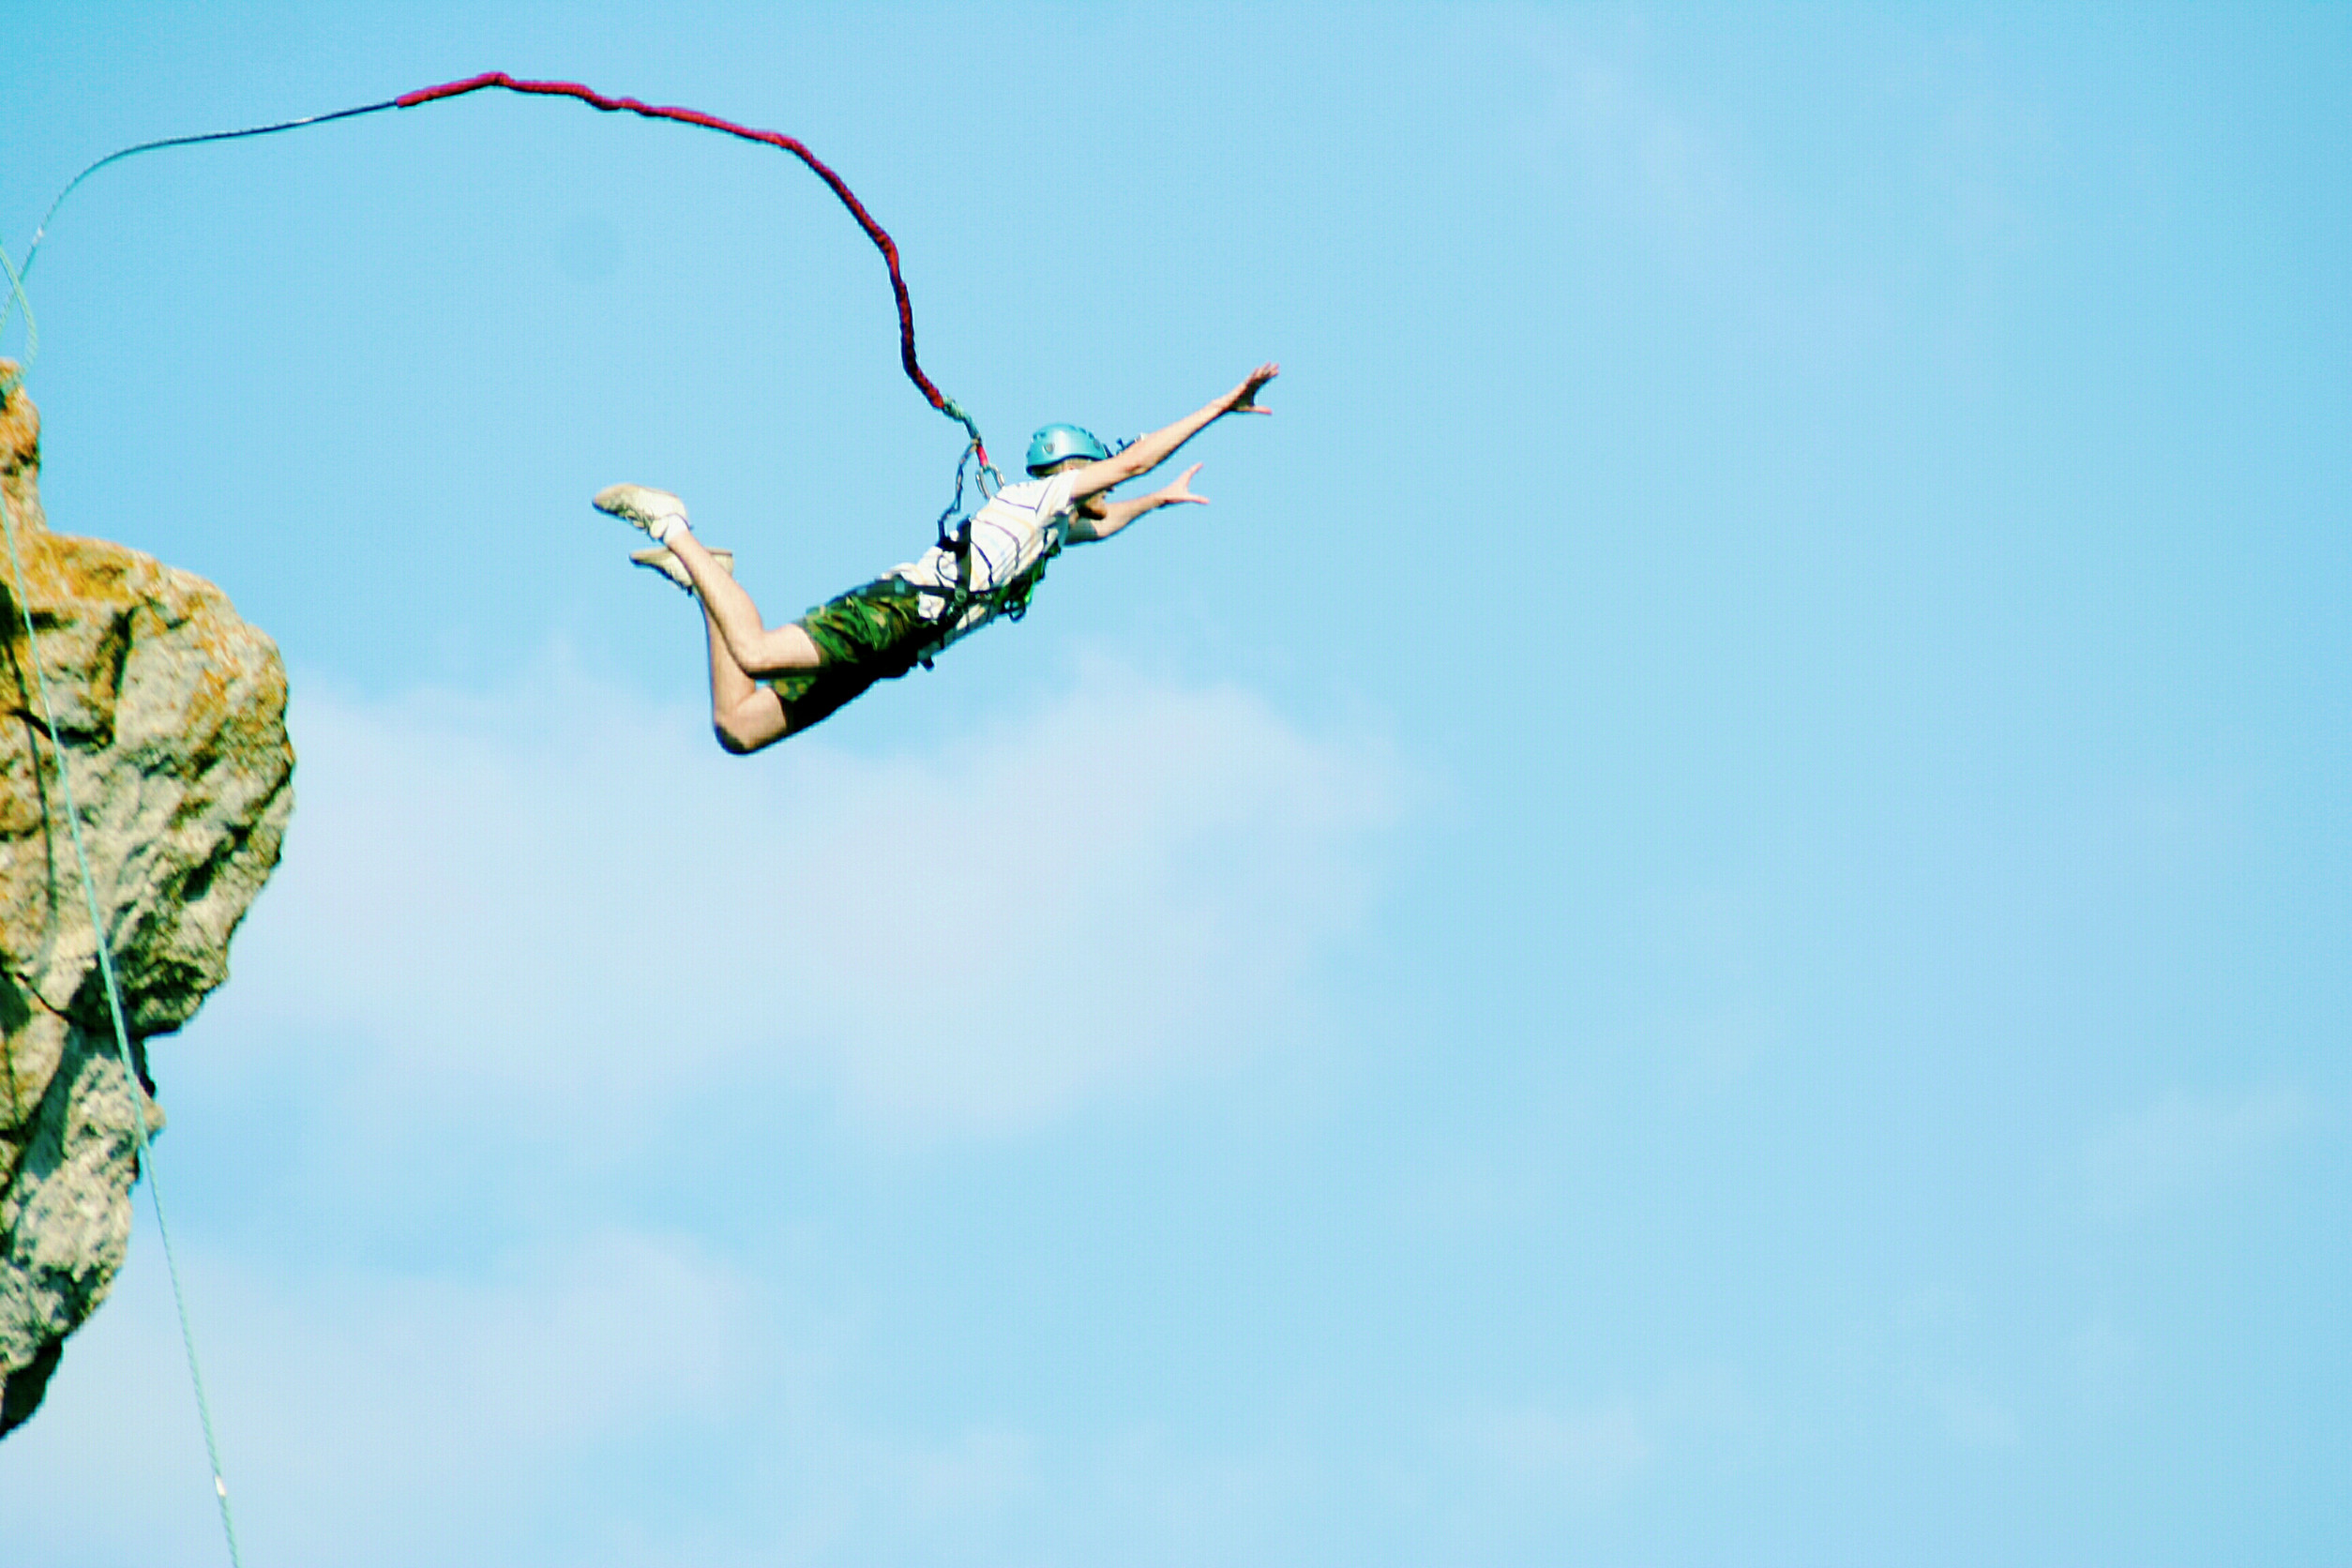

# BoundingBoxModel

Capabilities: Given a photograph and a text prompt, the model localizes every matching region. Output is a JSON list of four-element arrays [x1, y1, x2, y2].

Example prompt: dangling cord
[[0, 240, 37, 405], [1, 444, 244, 1568], [3, 98, 404, 327]]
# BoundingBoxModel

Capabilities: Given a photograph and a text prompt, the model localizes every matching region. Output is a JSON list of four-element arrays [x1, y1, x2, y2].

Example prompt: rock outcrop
[[0, 368, 293, 1437]]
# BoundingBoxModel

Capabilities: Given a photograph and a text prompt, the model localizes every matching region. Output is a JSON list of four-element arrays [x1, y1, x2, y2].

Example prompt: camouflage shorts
[[765, 574, 937, 733]]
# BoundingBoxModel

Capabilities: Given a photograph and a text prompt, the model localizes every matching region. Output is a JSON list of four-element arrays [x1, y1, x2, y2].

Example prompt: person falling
[[595, 362, 1277, 752]]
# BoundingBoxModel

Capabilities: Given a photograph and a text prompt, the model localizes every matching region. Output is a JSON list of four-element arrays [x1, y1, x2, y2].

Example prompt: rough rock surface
[[0, 367, 293, 1437]]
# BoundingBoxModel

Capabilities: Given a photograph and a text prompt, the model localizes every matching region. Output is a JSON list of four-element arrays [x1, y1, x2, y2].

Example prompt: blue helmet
[[1026, 423, 1110, 475]]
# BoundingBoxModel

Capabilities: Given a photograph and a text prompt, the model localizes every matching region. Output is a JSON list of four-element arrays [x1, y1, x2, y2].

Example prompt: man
[[595, 362, 1277, 753]]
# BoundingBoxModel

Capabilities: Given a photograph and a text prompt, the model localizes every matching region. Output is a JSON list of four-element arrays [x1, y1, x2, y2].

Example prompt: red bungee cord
[[6, 71, 992, 466]]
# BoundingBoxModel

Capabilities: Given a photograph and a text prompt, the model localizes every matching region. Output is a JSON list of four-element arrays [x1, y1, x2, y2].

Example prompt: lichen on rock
[[0, 367, 293, 1437]]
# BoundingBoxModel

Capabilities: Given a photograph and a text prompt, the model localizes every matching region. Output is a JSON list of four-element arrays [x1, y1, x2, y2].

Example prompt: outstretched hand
[[1154, 463, 1211, 507], [1225, 362, 1280, 415]]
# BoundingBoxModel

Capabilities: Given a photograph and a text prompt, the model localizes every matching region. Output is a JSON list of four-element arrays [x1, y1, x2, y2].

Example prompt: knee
[[713, 691, 790, 755], [713, 714, 764, 755]]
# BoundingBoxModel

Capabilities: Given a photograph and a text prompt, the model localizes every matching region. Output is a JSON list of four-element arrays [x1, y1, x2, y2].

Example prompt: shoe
[[631, 545, 734, 593], [594, 482, 690, 544]]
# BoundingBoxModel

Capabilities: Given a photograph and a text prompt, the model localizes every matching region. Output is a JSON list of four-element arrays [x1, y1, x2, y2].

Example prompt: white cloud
[[1505, 24, 1748, 263], [1921, 1375, 2019, 1449], [209, 650, 1399, 1143], [5, 1226, 774, 1568], [898, 1425, 1036, 1515], [10, 1224, 1343, 1568], [0, 652, 1407, 1566], [1445, 1400, 1653, 1503], [1428, 1369, 1755, 1558], [2084, 1085, 2315, 1218], [2070, 1318, 2139, 1389]]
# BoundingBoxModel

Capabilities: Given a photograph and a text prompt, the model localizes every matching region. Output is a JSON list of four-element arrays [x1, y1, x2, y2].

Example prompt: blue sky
[[3, 4, 2346, 1564]]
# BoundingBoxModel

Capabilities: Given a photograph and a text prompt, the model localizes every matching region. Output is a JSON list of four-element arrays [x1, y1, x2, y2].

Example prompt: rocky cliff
[[0, 368, 293, 1437]]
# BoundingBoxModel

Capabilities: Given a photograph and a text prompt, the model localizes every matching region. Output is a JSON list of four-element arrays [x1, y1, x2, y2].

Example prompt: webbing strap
[[1, 482, 244, 1568]]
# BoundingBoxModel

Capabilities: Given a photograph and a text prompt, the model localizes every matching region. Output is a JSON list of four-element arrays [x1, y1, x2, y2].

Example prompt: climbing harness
[[916, 435, 1060, 671], [0, 483, 244, 1568], [0, 71, 1034, 1563]]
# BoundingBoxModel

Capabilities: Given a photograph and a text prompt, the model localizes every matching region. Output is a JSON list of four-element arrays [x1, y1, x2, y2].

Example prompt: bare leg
[[703, 599, 791, 754], [666, 530, 823, 677], [596, 484, 822, 755], [660, 533, 812, 755]]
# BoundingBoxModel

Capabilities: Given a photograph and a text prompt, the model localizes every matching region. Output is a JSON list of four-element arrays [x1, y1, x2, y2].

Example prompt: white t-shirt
[[892, 471, 1081, 642]]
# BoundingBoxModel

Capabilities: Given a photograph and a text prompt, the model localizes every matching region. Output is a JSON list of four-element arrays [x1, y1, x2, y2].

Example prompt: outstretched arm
[[1063, 363, 1278, 502], [1067, 464, 1209, 543]]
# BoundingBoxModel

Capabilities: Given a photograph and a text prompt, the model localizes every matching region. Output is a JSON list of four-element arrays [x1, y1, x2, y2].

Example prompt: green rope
[[1, 439, 244, 1568], [0, 238, 36, 403]]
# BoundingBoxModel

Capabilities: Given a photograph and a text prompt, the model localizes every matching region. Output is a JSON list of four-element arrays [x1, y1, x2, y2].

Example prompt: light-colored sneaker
[[630, 545, 734, 593], [594, 482, 691, 544]]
